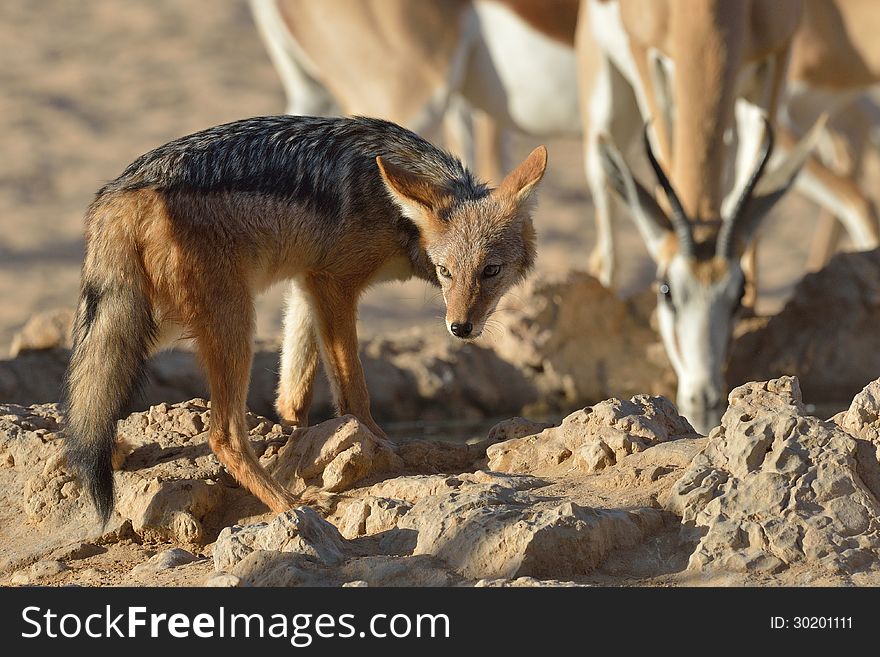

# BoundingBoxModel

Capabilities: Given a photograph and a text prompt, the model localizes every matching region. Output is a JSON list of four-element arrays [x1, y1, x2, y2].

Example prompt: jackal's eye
[[437, 265, 452, 279], [483, 264, 501, 278]]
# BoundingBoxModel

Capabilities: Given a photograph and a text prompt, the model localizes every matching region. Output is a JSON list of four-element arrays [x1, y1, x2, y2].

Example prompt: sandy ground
[[0, 0, 835, 354]]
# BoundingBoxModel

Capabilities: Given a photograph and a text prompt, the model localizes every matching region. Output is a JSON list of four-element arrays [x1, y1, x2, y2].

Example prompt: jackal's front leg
[[309, 279, 386, 439], [276, 281, 319, 426]]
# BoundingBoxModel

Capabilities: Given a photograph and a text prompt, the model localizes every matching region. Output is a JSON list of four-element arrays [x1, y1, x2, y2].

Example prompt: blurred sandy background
[[0, 0, 828, 352]]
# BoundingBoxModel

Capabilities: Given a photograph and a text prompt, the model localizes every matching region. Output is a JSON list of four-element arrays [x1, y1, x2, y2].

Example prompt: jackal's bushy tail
[[64, 201, 156, 525]]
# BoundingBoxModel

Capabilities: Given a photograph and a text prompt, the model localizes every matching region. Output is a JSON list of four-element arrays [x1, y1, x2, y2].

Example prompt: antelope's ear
[[597, 133, 670, 260], [377, 156, 452, 233], [495, 146, 548, 206]]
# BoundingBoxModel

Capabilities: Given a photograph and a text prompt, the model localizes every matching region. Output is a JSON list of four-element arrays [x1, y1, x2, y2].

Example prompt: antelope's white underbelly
[[465, 1, 581, 137]]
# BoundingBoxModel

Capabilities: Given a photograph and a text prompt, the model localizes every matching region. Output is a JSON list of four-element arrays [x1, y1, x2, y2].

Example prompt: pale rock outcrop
[[214, 467, 669, 583], [264, 416, 403, 495], [130, 548, 199, 577], [669, 377, 880, 574], [831, 379, 880, 515], [331, 471, 547, 544], [0, 396, 509, 562], [396, 483, 665, 580], [9, 308, 73, 357], [228, 552, 463, 587], [336, 496, 413, 540], [729, 249, 880, 405], [212, 506, 464, 586], [213, 507, 349, 572], [491, 271, 673, 411], [487, 394, 697, 476], [486, 417, 554, 443]]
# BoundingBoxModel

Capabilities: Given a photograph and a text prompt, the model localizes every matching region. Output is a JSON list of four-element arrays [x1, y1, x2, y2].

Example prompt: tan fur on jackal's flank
[[64, 115, 545, 521]]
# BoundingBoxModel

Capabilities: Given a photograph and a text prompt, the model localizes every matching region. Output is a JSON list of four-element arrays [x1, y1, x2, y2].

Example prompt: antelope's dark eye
[[437, 265, 452, 279], [659, 281, 672, 303], [483, 264, 501, 278]]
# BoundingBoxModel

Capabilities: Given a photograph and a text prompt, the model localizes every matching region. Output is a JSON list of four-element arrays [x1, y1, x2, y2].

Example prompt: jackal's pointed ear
[[377, 156, 452, 233], [495, 146, 548, 206]]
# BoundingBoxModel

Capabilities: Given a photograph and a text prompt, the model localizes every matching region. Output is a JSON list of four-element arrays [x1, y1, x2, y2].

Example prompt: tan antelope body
[[251, 0, 579, 181], [784, 0, 880, 267]]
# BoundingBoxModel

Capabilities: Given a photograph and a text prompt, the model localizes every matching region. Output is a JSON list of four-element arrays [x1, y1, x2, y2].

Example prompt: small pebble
[[30, 559, 68, 579]]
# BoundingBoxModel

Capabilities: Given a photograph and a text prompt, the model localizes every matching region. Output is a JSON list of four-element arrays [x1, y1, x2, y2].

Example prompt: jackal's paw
[[276, 411, 309, 429]]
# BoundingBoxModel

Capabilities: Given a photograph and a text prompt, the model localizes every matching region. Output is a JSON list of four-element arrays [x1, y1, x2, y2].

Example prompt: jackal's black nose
[[450, 322, 473, 338]]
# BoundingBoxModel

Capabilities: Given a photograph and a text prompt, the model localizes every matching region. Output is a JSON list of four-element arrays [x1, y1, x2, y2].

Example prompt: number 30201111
[[770, 617, 852, 629]]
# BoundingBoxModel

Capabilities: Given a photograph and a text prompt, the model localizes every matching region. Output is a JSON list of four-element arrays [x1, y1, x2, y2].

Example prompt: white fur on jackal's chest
[[465, 1, 580, 137]]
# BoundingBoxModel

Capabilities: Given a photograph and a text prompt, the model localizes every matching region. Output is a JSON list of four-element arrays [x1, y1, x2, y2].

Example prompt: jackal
[[64, 115, 546, 521]]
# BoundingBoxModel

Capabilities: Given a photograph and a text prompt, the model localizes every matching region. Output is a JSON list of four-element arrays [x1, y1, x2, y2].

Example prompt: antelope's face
[[599, 116, 825, 434], [656, 248, 746, 433], [377, 145, 546, 340]]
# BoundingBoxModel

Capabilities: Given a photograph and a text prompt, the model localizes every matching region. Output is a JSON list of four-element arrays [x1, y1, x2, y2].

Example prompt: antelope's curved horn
[[717, 116, 775, 259], [643, 123, 694, 257]]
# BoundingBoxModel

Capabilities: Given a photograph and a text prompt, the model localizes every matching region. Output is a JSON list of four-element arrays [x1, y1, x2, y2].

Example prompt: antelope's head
[[599, 117, 824, 433]]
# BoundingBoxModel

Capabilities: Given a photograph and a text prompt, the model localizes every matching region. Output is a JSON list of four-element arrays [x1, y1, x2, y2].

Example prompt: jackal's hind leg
[[195, 302, 297, 513], [276, 281, 319, 427]]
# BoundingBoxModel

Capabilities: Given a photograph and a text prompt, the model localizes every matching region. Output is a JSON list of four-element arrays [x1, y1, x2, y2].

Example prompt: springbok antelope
[[578, 0, 832, 432], [249, 0, 580, 182], [783, 0, 880, 269], [583, 0, 880, 284]]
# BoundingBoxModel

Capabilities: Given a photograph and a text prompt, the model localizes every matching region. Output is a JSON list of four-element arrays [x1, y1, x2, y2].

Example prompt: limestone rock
[[491, 270, 672, 412], [131, 548, 198, 576], [230, 552, 463, 587], [487, 395, 697, 476], [729, 249, 880, 406], [669, 376, 880, 573], [30, 559, 68, 579], [9, 308, 73, 357], [833, 378, 880, 443], [213, 507, 349, 572], [350, 471, 549, 508], [395, 479, 665, 580], [832, 378, 880, 507], [331, 471, 547, 545], [204, 573, 241, 587], [265, 416, 403, 495], [113, 399, 283, 544], [336, 496, 413, 540], [486, 417, 554, 443]]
